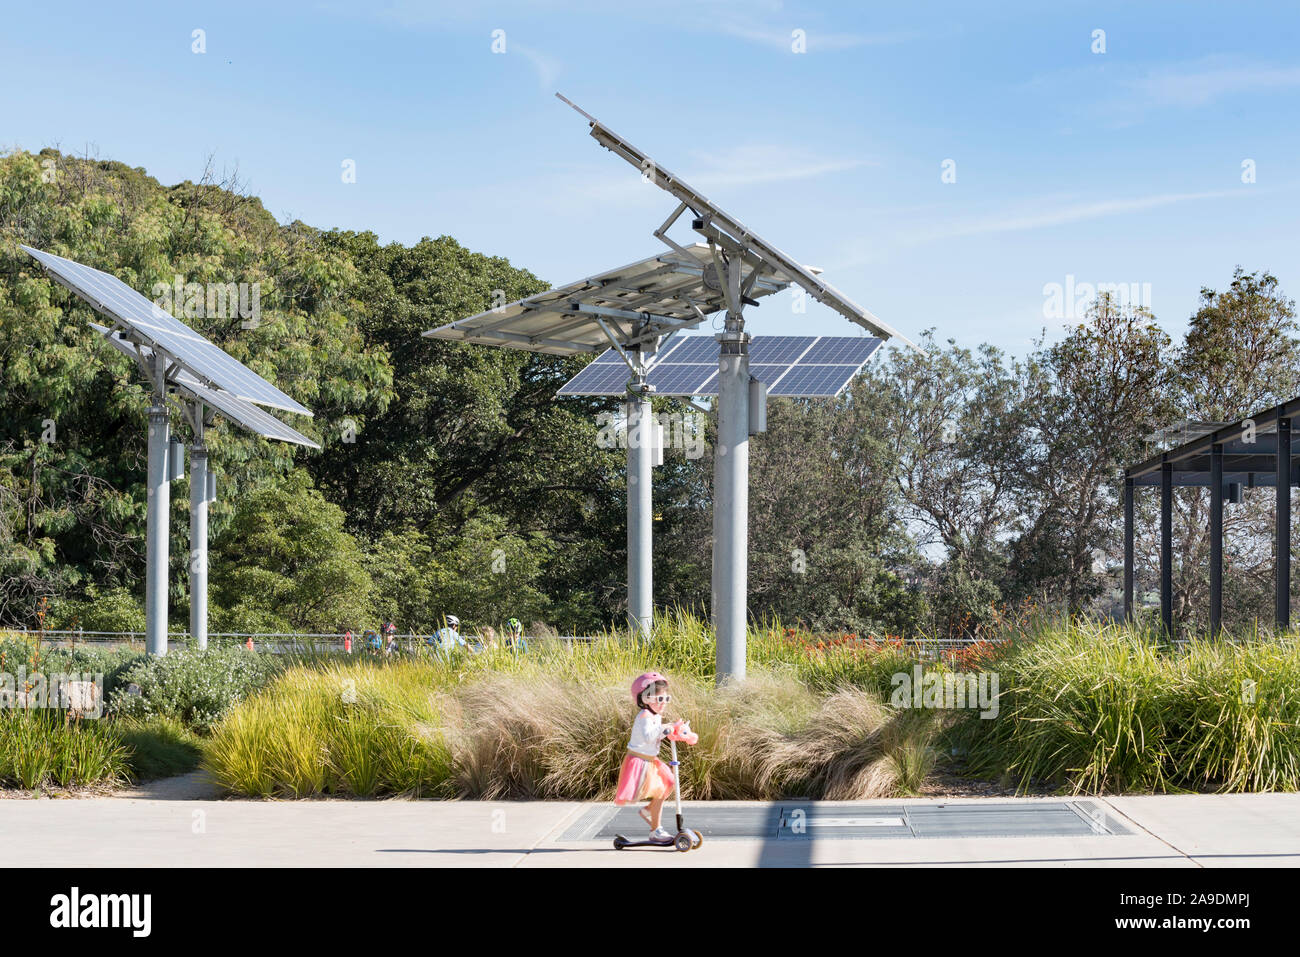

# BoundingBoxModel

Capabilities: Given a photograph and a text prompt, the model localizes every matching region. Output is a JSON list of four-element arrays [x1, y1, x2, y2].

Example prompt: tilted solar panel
[[87, 323, 319, 448], [423, 244, 791, 357], [557, 335, 882, 398], [557, 94, 922, 355], [24, 246, 311, 417]]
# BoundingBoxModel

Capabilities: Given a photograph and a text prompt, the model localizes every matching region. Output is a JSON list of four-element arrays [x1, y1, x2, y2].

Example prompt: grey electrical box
[[168, 439, 185, 482], [748, 378, 767, 435], [652, 419, 665, 467]]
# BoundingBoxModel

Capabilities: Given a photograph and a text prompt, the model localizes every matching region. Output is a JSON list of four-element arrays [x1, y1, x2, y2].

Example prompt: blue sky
[[4, 0, 1299, 357]]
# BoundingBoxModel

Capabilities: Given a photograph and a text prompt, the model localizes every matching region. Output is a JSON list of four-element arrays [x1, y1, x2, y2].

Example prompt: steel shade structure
[[26, 247, 315, 654], [557, 95, 920, 683], [1125, 401, 1300, 636], [425, 243, 789, 639], [425, 97, 917, 680]]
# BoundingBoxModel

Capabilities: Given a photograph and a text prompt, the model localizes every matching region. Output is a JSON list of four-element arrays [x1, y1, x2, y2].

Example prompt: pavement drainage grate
[[559, 801, 1129, 842]]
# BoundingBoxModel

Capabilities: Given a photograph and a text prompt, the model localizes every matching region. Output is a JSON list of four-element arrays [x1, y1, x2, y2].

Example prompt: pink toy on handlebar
[[666, 719, 698, 746]]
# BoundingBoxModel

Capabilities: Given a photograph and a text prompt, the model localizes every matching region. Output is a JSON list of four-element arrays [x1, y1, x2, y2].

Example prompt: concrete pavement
[[5, 791, 1300, 867]]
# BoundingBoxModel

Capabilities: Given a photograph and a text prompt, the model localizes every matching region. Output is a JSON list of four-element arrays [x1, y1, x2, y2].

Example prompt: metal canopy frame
[[26, 248, 316, 654], [556, 94, 921, 353], [1124, 398, 1300, 637]]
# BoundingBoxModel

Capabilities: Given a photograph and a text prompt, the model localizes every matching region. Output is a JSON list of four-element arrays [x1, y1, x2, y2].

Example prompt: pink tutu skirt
[[614, 752, 675, 804]]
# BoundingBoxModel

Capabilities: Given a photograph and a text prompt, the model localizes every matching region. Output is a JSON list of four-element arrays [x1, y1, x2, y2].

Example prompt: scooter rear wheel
[[691, 829, 703, 848]]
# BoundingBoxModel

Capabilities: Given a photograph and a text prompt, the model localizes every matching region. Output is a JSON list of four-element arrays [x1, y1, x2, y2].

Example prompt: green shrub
[[204, 662, 453, 798], [108, 645, 282, 734]]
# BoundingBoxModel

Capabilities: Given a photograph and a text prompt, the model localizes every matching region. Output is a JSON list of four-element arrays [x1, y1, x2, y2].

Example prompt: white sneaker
[[649, 827, 674, 844]]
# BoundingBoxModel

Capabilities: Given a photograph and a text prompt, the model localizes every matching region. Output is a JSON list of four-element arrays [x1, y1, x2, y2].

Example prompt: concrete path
[[5, 792, 1299, 867]]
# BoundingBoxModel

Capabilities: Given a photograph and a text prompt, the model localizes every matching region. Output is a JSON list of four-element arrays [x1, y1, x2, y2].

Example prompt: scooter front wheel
[[674, 832, 693, 852]]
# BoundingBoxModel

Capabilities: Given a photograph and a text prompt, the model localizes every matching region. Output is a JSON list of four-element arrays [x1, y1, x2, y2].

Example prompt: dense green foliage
[[2, 147, 1296, 638]]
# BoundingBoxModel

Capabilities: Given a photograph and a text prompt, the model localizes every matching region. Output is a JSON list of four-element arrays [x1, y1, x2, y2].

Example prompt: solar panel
[[180, 380, 319, 448], [88, 323, 319, 448], [557, 335, 882, 398], [557, 94, 922, 354], [24, 246, 311, 416], [423, 243, 791, 356]]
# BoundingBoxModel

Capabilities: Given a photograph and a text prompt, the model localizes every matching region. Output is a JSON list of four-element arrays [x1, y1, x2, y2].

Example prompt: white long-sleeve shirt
[[626, 709, 672, 757]]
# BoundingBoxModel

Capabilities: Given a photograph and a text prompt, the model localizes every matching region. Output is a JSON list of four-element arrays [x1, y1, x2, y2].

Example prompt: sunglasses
[[646, 693, 671, 704]]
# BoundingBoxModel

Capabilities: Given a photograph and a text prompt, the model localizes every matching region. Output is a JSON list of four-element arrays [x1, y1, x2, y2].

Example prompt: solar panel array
[[423, 243, 790, 356], [557, 94, 922, 354], [24, 246, 311, 416], [88, 324, 319, 448], [557, 335, 882, 398]]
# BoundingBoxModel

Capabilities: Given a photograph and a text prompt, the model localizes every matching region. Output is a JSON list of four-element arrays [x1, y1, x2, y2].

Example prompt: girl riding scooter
[[614, 672, 697, 845]]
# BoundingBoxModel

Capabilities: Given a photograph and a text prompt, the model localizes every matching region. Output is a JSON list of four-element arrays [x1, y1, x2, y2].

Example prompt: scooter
[[613, 722, 704, 852]]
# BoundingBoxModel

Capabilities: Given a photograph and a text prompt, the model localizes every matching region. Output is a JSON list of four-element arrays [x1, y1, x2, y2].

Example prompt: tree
[[1012, 296, 1173, 613], [209, 471, 372, 632], [0, 148, 392, 627]]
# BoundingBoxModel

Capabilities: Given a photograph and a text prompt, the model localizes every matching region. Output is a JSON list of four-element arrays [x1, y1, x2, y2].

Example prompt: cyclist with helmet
[[430, 614, 465, 654], [614, 671, 696, 845], [504, 617, 527, 653]]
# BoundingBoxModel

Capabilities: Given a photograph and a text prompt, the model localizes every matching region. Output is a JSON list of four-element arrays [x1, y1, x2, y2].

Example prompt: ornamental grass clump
[[203, 662, 453, 798], [955, 618, 1300, 794], [205, 658, 932, 800], [0, 709, 130, 790]]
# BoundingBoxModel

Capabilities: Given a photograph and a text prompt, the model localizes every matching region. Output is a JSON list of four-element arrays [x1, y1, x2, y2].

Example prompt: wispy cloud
[[1025, 55, 1300, 128], [510, 41, 562, 91], [527, 142, 871, 210], [1126, 58, 1300, 108], [680, 144, 872, 189], [901, 188, 1245, 245], [827, 187, 1259, 271], [715, 22, 916, 52]]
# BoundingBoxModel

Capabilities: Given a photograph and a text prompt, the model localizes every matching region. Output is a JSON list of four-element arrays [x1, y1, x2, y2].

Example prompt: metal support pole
[[1210, 443, 1223, 637], [1160, 462, 1173, 638], [189, 413, 209, 650], [1278, 417, 1291, 631], [145, 385, 171, 656], [713, 316, 749, 684], [625, 380, 653, 638], [1123, 477, 1134, 622]]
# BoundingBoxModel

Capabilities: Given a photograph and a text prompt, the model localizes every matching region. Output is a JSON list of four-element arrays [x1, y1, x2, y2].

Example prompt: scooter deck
[[612, 834, 677, 849], [613, 830, 703, 851]]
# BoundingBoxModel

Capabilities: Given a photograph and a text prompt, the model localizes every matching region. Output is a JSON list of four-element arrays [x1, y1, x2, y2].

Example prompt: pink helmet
[[631, 671, 666, 704]]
